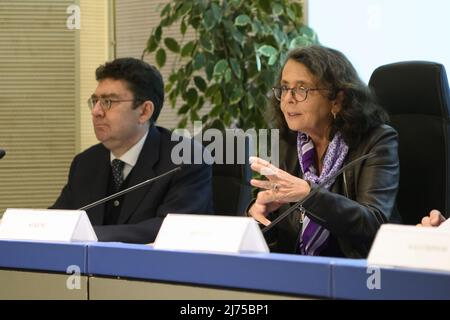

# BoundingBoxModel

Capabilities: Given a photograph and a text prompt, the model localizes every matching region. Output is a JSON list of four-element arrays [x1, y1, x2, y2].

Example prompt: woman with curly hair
[[248, 45, 400, 258]]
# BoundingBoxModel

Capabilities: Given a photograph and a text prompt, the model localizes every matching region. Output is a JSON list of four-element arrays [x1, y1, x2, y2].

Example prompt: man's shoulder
[[74, 143, 107, 161], [152, 125, 212, 166], [154, 125, 204, 149]]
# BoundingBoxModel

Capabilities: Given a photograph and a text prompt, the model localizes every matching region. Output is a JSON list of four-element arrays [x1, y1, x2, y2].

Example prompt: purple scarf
[[297, 131, 348, 255]]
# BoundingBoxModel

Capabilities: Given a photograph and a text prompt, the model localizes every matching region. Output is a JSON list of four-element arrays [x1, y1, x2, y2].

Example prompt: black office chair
[[204, 132, 252, 216], [369, 61, 450, 224]]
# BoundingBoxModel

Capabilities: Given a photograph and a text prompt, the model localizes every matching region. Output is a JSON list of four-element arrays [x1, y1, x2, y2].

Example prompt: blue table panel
[[0, 240, 88, 273], [331, 258, 450, 300], [88, 243, 332, 298]]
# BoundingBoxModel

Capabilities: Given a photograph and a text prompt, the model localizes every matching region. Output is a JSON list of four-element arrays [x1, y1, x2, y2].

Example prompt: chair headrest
[[369, 61, 450, 118]]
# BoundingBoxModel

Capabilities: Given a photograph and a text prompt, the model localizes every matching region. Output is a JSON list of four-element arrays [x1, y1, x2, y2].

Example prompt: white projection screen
[[307, 0, 450, 83]]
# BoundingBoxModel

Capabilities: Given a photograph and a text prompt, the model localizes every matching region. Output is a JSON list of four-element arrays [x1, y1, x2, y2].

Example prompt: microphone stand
[[78, 167, 181, 211]]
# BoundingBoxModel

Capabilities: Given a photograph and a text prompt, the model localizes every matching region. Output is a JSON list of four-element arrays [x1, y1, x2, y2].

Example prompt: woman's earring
[[332, 111, 337, 120]]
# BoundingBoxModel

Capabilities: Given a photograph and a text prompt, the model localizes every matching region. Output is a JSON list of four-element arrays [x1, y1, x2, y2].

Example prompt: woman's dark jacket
[[266, 124, 400, 258]]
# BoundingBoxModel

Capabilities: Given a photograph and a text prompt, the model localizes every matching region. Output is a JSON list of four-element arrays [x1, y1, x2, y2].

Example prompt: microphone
[[262, 152, 376, 234], [0, 149, 5, 159], [78, 166, 182, 211]]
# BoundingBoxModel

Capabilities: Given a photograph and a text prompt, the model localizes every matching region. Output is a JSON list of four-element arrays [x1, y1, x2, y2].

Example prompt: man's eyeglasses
[[272, 85, 330, 102], [87, 97, 138, 111]]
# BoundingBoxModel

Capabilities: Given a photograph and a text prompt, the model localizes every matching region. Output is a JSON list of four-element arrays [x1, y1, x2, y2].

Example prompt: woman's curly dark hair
[[270, 45, 388, 148]]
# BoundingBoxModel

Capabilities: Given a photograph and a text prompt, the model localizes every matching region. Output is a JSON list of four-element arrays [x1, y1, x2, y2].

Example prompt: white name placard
[[440, 218, 450, 230], [154, 214, 269, 254], [0, 208, 97, 242], [368, 224, 450, 272]]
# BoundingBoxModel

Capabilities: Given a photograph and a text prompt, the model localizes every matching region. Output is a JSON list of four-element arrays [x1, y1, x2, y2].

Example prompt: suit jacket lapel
[[85, 145, 110, 225], [118, 126, 160, 224]]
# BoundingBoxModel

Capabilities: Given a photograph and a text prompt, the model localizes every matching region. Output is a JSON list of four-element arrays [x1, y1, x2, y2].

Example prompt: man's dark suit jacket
[[51, 125, 214, 243]]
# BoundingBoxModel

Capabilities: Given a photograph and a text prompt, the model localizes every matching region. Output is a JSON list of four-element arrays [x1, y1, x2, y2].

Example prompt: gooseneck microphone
[[0, 149, 5, 159], [262, 152, 376, 234], [78, 166, 182, 211]]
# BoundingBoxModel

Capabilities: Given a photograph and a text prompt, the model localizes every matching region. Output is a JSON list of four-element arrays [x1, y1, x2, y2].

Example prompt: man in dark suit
[[51, 57, 213, 243]]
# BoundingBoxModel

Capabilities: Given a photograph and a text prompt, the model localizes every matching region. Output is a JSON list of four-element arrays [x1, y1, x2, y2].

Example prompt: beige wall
[[0, 1, 110, 215], [0, 0, 77, 214], [78, 0, 112, 151]]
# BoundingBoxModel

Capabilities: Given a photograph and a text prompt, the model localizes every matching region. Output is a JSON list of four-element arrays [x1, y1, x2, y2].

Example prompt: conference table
[[1, 240, 449, 300]]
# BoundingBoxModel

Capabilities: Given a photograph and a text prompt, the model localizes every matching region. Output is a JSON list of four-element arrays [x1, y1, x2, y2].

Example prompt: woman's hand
[[418, 209, 446, 227], [247, 156, 311, 226]]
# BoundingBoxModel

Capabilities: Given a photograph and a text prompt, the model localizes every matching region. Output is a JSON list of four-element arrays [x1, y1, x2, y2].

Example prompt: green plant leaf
[[229, 58, 242, 80], [184, 61, 193, 77], [210, 119, 225, 131], [199, 34, 214, 52], [231, 29, 244, 45], [256, 54, 261, 72], [229, 88, 244, 105], [178, 104, 190, 115], [286, 7, 296, 21], [205, 84, 219, 98], [160, 3, 171, 17], [160, 16, 171, 27], [258, 0, 271, 14], [146, 35, 158, 53], [209, 104, 222, 117], [224, 68, 232, 82], [251, 20, 263, 34], [268, 54, 278, 66], [300, 25, 319, 43], [196, 96, 205, 110], [258, 45, 277, 57], [185, 88, 198, 106], [190, 16, 201, 29], [234, 14, 251, 26], [223, 111, 231, 126], [177, 2, 192, 17], [190, 109, 200, 121], [164, 37, 180, 53], [203, 7, 218, 31], [156, 48, 166, 67], [154, 26, 162, 42], [289, 36, 312, 49], [205, 61, 214, 81], [194, 76, 207, 92], [181, 41, 196, 57], [245, 94, 255, 110], [272, 3, 284, 16], [213, 90, 222, 105], [165, 82, 172, 92], [291, 2, 303, 18], [210, 3, 222, 22], [169, 72, 178, 82], [178, 117, 188, 128], [213, 59, 228, 76], [180, 19, 187, 35], [193, 52, 206, 70]]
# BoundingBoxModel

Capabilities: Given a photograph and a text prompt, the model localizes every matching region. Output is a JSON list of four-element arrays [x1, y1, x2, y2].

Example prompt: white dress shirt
[[110, 131, 148, 180]]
